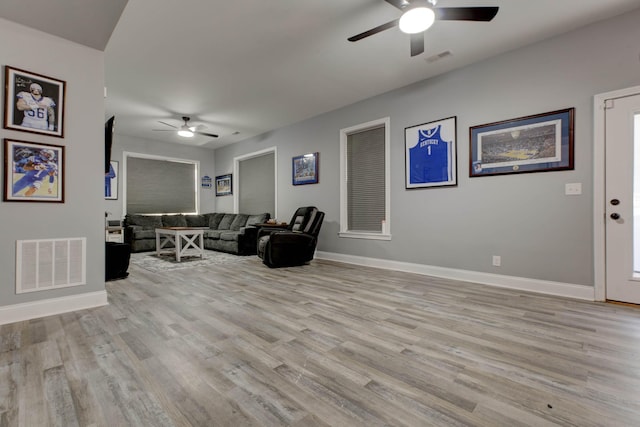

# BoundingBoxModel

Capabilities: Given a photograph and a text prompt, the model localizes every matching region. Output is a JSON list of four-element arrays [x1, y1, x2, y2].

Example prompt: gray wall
[[0, 19, 106, 307], [106, 133, 217, 220], [214, 9, 640, 287]]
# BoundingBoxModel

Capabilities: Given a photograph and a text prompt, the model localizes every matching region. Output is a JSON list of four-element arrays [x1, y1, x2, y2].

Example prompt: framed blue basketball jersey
[[405, 117, 457, 188]]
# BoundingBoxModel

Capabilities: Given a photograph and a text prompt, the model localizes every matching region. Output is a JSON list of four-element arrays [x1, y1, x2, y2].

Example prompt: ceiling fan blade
[[348, 19, 399, 42], [157, 120, 178, 129], [435, 7, 499, 22], [195, 131, 219, 138], [384, 0, 410, 11], [152, 129, 175, 132], [410, 33, 424, 57]]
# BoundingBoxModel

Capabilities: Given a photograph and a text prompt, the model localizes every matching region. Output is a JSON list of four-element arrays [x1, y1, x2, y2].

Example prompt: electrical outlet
[[492, 255, 501, 267], [565, 183, 582, 195]]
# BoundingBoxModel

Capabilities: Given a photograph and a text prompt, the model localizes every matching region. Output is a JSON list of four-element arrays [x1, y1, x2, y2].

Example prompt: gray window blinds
[[347, 126, 385, 232], [126, 156, 197, 214]]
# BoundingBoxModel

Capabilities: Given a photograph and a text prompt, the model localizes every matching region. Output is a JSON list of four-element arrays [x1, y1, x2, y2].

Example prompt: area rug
[[129, 251, 251, 272]]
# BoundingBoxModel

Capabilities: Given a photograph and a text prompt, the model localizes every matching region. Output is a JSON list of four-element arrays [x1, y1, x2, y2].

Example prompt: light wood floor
[[2, 257, 640, 426]]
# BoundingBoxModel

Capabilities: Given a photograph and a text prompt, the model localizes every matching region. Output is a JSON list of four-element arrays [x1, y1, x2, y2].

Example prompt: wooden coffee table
[[155, 227, 207, 262]]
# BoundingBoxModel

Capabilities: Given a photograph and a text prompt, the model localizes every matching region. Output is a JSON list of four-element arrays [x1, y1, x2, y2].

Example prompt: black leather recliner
[[256, 206, 325, 268]]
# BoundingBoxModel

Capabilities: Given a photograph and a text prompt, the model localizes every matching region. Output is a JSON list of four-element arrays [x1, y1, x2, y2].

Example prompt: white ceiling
[[2, 0, 640, 149], [0, 0, 128, 51]]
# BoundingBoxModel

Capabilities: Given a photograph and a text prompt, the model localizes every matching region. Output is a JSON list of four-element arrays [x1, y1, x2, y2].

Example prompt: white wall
[[214, 8, 640, 288], [0, 19, 106, 310], [106, 133, 217, 220]]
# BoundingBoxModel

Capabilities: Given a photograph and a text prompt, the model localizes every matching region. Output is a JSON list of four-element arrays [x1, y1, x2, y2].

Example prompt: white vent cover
[[16, 238, 86, 294]]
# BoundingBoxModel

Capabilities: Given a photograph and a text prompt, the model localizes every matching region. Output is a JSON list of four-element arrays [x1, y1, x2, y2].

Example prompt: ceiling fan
[[348, 0, 499, 57], [153, 116, 219, 138]]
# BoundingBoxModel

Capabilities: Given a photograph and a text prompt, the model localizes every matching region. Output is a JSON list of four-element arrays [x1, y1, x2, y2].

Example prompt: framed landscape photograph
[[292, 152, 319, 185], [3, 139, 64, 202], [470, 108, 575, 177], [105, 160, 118, 200], [215, 173, 232, 196], [4, 66, 66, 137], [405, 116, 457, 189]]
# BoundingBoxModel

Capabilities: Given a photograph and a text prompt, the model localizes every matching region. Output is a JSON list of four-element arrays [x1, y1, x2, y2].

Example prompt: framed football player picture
[[3, 66, 66, 138], [105, 161, 118, 200], [405, 116, 457, 189], [3, 139, 65, 202]]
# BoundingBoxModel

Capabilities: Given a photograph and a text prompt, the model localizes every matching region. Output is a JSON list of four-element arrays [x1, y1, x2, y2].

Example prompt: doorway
[[595, 86, 640, 303], [233, 147, 277, 217]]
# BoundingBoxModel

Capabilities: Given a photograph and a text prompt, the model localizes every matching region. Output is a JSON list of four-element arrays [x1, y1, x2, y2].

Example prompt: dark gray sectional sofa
[[123, 212, 270, 255]]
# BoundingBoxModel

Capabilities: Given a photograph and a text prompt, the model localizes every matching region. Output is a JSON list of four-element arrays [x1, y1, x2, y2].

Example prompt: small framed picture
[[4, 66, 66, 138], [292, 152, 319, 185], [3, 139, 65, 202], [215, 173, 232, 196], [469, 108, 575, 177], [105, 160, 118, 200], [405, 116, 457, 189]]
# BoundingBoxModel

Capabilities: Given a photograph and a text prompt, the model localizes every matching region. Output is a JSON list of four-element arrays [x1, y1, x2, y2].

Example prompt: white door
[[605, 92, 640, 303]]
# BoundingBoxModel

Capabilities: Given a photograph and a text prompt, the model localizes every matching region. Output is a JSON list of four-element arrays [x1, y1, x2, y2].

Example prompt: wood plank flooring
[[2, 256, 640, 426]]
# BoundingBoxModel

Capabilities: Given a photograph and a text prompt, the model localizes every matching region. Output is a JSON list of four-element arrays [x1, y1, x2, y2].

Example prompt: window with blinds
[[340, 118, 391, 239], [347, 127, 385, 231], [125, 155, 198, 214]]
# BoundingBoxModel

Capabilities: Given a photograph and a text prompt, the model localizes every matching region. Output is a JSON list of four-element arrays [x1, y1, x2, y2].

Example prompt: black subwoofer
[[106, 242, 130, 281]]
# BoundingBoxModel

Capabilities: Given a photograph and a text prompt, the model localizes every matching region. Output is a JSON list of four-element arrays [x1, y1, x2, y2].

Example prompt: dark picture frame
[[469, 108, 575, 177], [292, 152, 319, 185], [105, 160, 118, 200], [215, 173, 232, 196], [405, 116, 457, 189], [4, 66, 66, 138], [3, 139, 65, 202]]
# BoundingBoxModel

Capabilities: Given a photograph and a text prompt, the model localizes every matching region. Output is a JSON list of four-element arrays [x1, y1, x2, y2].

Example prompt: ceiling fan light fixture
[[177, 128, 194, 138], [399, 7, 435, 34]]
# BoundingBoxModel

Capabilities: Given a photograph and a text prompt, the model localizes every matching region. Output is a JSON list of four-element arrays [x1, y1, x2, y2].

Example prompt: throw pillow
[[126, 214, 162, 229], [208, 213, 225, 229], [186, 214, 207, 227], [217, 214, 235, 230], [230, 214, 249, 231], [162, 214, 187, 227], [247, 213, 269, 226]]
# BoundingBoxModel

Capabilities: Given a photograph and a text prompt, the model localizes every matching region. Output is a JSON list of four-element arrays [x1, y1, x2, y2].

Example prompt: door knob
[[610, 199, 620, 205], [610, 213, 621, 220]]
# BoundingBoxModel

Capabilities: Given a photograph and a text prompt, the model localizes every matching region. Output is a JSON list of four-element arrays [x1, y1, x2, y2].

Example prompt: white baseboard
[[0, 290, 109, 326], [315, 251, 595, 301]]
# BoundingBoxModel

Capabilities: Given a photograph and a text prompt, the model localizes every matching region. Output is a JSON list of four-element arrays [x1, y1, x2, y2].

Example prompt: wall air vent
[[426, 50, 452, 63], [16, 238, 86, 294]]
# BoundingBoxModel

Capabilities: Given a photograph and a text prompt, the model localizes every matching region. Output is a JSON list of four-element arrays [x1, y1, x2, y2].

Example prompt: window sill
[[339, 231, 391, 241]]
